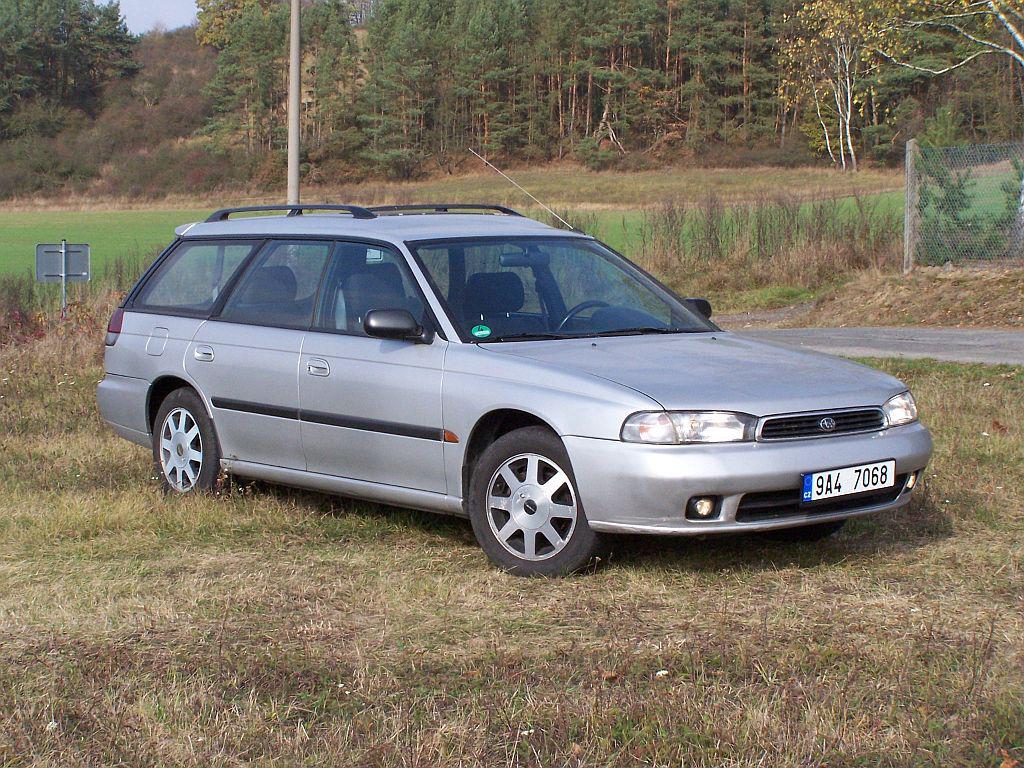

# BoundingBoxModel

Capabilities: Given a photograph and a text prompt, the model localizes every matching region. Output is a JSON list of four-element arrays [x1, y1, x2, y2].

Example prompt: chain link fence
[[904, 139, 1024, 270]]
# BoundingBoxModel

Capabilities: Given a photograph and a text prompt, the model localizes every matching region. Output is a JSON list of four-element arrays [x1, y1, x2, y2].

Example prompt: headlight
[[883, 391, 918, 426], [621, 411, 756, 444]]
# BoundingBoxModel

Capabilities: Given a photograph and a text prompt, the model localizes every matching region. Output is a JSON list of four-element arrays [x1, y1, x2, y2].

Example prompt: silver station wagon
[[98, 204, 933, 576]]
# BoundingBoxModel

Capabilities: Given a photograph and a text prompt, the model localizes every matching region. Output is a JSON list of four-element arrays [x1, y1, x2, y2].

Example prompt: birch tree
[[780, 0, 892, 171]]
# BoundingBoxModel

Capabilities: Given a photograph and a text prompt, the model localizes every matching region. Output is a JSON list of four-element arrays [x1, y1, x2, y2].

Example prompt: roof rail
[[205, 204, 377, 223], [368, 204, 523, 217]]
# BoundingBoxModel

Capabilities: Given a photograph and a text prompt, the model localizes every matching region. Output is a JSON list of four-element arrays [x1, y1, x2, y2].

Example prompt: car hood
[[482, 332, 907, 415]]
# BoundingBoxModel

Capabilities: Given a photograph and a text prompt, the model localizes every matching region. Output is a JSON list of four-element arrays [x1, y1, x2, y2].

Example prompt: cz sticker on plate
[[802, 459, 896, 503]]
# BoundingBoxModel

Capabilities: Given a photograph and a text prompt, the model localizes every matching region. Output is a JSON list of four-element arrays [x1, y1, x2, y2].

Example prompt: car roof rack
[[368, 204, 523, 217], [205, 204, 377, 222]]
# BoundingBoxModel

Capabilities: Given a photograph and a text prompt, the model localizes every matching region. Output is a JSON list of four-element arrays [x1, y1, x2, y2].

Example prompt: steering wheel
[[555, 300, 610, 332]]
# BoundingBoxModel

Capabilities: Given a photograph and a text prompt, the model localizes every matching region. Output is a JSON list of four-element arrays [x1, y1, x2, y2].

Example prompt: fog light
[[905, 472, 919, 491], [686, 496, 719, 520]]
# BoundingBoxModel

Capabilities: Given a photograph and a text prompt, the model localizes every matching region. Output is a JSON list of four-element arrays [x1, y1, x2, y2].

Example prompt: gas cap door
[[145, 327, 169, 356]]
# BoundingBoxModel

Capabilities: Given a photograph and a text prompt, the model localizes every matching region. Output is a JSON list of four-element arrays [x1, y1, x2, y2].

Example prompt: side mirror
[[364, 309, 432, 343], [685, 297, 713, 320]]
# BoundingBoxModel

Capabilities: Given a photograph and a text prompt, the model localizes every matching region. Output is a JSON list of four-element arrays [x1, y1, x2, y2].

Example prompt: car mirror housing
[[684, 297, 712, 320], [363, 309, 432, 343]]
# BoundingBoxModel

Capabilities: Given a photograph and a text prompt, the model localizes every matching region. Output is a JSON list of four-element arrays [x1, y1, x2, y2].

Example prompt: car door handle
[[193, 345, 215, 362], [307, 358, 330, 377]]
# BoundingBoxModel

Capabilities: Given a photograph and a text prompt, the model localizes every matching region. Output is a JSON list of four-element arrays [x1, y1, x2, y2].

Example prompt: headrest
[[464, 272, 525, 317], [343, 264, 404, 301], [246, 265, 296, 304]]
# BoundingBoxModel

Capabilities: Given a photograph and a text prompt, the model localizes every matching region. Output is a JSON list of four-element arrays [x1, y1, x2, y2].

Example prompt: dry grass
[[0, 311, 1022, 766], [797, 267, 1024, 329]]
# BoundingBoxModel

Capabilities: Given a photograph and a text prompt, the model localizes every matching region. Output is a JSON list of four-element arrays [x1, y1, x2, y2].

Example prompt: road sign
[[36, 243, 90, 284], [36, 241, 90, 317]]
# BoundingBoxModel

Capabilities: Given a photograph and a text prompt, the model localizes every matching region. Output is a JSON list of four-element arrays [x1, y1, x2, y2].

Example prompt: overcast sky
[[119, 0, 198, 34]]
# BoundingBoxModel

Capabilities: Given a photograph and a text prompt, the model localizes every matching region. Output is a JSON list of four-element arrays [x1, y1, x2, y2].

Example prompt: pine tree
[[205, 2, 289, 153]]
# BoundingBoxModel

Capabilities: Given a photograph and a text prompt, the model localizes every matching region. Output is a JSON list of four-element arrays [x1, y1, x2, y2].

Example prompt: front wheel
[[468, 426, 602, 576], [152, 388, 221, 494]]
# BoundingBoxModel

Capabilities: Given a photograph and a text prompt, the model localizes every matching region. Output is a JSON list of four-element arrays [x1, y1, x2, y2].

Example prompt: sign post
[[36, 242, 90, 317], [60, 239, 67, 315]]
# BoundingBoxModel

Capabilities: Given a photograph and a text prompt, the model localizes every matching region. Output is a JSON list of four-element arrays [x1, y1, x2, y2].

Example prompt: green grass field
[[0, 208, 642, 278], [0, 317, 1021, 765], [0, 204, 904, 321], [0, 199, 903, 280], [0, 166, 905, 278], [0, 209, 207, 278]]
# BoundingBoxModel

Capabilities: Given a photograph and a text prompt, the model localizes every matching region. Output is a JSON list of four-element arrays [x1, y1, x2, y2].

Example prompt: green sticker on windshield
[[471, 324, 492, 339]]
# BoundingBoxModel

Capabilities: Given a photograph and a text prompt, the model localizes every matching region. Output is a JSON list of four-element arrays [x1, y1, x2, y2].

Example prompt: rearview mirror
[[364, 309, 431, 343], [500, 248, 550, 268], [684, 297, 712, 320]]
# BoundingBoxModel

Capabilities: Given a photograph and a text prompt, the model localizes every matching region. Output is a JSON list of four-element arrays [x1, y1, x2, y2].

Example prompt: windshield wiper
[[481, 332, 571, 343], [592, 326, 695, 337]]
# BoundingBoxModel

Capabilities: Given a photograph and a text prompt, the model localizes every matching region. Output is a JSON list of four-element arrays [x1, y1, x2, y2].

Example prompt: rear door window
[[218, 240, 333, 329], [134, 240, 256, 315]]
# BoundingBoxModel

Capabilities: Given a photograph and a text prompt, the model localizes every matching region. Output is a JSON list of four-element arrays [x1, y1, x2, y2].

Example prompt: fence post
[[903, 138, 919, 274]]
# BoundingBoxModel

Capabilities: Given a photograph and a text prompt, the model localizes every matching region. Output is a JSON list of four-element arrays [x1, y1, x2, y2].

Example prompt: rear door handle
[[194, 345, 215, 362], [307, 358, 330, 377]]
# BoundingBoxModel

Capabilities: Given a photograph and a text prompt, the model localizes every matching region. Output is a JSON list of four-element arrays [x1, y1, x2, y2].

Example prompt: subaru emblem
[[819, 417, 837, 432]]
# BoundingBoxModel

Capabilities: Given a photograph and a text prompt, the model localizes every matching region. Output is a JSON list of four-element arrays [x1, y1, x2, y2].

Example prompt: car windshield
[[411, 237, 713, 342]]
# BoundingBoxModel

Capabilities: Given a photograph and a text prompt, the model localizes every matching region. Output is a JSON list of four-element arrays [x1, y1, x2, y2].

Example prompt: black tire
[[468, 426, 602, 577], [152, 387, 221, 494], [763, 519, 846, 543]]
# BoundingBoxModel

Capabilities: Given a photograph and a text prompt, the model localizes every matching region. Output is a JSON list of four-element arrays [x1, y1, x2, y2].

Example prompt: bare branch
[[874, 47, 997, 74], [903, 18, 1024, 66], [911, 10, 995, 21]]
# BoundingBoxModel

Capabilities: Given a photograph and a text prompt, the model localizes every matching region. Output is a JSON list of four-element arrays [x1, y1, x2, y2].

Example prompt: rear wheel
[[764, 519, 845, 543], [153, 388, 221, 494], [468, 426, 602, 576]]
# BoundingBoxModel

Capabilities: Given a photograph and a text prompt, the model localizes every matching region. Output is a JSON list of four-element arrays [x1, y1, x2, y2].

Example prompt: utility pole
[[287, 0, 301, 205]]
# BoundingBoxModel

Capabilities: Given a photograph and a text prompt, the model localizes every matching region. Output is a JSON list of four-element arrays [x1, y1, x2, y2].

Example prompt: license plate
[[802, 460, 896, 503]]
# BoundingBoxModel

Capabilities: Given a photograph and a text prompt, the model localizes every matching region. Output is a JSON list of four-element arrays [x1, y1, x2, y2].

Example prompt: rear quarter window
[[134, 240, 256, 314]]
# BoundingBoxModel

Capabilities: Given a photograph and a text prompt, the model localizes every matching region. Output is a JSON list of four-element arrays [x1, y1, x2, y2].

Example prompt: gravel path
[[737, 327, 1024, 366]]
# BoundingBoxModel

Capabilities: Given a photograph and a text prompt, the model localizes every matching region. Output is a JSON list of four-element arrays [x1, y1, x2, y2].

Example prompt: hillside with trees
[[2, 0, 1024, 198]]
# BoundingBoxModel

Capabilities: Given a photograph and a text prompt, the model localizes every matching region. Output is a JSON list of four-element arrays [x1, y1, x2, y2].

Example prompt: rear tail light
[[105, 307, 125, 346]]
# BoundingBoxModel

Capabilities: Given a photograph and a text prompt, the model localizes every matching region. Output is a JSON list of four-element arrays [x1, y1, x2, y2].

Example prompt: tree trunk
[[742, 16, 750, 124], [844, 71, 858, 171], [813, 91, 836, 167]]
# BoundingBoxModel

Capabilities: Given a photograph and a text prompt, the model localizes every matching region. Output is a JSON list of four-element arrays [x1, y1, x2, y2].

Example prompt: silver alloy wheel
[[159, 407, 203, 492], [486, 452, 578, 561]]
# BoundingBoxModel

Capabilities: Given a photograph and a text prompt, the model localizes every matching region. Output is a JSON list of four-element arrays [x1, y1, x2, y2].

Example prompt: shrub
[[574, 137, 619, 171], [93, 142, 248, 198]]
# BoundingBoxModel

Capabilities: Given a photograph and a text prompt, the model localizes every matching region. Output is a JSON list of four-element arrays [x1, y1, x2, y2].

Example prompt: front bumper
[[564, 422, 933, 535]]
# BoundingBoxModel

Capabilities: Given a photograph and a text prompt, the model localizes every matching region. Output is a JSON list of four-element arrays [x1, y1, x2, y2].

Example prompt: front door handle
[[307, 358, 330, 377], [194, 345, 215, 362]]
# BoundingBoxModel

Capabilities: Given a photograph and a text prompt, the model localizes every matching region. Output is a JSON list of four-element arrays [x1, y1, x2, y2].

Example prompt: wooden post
[[903, 139, 919, 274]]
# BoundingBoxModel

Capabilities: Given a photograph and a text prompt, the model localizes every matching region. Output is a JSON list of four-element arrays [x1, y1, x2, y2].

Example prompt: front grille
[[759, 408, 885, 441], [735, 475, 907, 522]]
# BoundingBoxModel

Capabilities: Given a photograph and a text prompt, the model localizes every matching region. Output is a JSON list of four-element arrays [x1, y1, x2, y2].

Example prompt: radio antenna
[[468, 147, 576, 231]]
